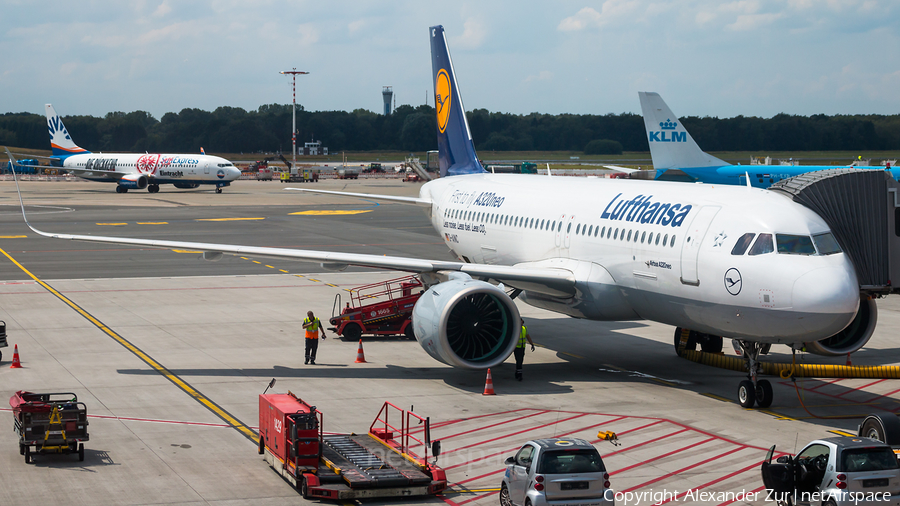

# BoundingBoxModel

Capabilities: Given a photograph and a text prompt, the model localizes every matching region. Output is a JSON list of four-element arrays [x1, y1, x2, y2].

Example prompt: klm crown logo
[[659, 119, 677, 130], [649, 117, 686, 143]]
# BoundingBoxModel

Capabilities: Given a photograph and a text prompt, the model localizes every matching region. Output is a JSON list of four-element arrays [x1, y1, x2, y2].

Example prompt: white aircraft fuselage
[[59, 152, 241, 186], [420, 173, 860, 345]]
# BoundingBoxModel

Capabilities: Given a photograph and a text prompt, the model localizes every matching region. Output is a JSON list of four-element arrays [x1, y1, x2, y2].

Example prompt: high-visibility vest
[[304, 317, 321, 339], [517, 325, 527, 348]]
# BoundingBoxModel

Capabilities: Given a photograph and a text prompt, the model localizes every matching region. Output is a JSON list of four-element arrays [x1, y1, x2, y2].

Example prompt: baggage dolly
[[10, 391, 90, 463]]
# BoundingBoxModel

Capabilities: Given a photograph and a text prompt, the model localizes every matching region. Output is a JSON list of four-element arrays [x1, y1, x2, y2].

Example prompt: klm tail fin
[[638, 92, 727, 170], [430, 25, 484, 177], [45, 104, 90, 157]]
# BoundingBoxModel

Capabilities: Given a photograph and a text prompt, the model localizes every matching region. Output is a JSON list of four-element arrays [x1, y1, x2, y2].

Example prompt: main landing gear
[[115, 186, 128, 193], [147, 184, 160, 193], [735, 340, 773, 409]]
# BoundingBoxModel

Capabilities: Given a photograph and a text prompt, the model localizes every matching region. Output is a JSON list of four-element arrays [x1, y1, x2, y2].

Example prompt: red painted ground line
[[442, 416, 629, 471], [658, 459, 772, 505], [780, 379, 900, 413], [601, 428, 690, 458], [835, 378, 886, 398], [862, 386, 900, 405], [809, 378, 843, 391], [443, 413, 589, 455], [611, 437, 716, 475], [438, 410, 550, 441], [621, 446, 747, 493], [430, 408, 531, 429]]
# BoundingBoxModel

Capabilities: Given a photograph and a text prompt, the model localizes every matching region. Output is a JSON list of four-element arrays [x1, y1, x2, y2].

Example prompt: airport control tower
[[383, 86, 392, 116]]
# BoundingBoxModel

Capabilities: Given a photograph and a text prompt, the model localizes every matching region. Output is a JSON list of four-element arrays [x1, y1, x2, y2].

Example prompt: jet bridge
[[768, 169, 900, 295]]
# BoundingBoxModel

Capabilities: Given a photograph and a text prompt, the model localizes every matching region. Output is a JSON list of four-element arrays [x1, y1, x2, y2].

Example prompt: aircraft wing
[[11, 170, 574, 296], [603, 165, 641, 173], [55, 166, 131, 179], [285, 188, 432, 207]]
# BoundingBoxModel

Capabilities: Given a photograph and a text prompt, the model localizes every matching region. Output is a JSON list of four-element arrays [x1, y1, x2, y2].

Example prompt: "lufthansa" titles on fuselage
[[601, 193, 692, 227]]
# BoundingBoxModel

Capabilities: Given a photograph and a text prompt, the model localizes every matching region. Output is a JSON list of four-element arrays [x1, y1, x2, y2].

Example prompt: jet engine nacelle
[[803, 297, 877, 356], [173, 182, 200, 189], [412, 274, 520, 369], [118, 174, 148, 190]]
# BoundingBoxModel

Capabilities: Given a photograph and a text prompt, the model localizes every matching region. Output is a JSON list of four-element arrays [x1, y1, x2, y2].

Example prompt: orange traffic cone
[[10, 344, 22, 368], [846, 353, 852, 366], [354, 340, 367, 363], [483, 368, 495, 395]]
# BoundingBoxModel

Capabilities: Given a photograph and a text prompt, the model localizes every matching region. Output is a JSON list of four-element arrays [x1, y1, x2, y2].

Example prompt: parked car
[[500, 438, 612, 506], [761, 436, 900, 506]]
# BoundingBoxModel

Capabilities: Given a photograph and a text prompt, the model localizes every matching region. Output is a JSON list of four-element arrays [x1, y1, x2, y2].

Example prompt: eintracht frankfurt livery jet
[[13, 26, 872, 409], [42, 104, 241, 193]]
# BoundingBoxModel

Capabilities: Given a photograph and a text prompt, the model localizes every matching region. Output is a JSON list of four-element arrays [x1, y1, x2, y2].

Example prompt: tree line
[[1, 103, 898, 155]]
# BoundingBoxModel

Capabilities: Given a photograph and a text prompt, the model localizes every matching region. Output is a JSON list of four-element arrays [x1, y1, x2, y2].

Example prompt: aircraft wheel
[[116, 186, 125, 193], [78, 443, 84, 462], [300, 474, 311, 499], [738, 380, 756, 408], [404, 324, 416, 340], [673, 328, 697, 352], [148, 185, 159, 193], [755, 379, 773, 408], [859, 413, 900, 444], [24, 445, 31, 464], [216, 187, 222, 194], [19, 442, 25, 455]]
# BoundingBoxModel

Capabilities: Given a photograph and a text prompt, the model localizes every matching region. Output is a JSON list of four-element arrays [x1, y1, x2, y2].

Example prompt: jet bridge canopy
[[768, 169, 900, 294]]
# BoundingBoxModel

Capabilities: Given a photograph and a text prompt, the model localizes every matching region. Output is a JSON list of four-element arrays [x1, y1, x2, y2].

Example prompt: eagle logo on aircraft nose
[[435, 69, 451, 133], [724, 268, 742, 296]]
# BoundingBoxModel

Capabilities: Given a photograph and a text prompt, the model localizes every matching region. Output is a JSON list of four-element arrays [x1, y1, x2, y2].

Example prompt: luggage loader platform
[[259, 393, 446, 500]]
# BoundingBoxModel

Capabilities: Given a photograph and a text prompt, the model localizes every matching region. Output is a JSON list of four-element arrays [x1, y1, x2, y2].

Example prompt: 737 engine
[[803, 297, 877, 356], [412, 274, 520, 369], [117, 174, 148, 190]]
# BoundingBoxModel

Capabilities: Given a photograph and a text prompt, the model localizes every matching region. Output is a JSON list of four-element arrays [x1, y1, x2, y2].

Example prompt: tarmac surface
[[2, 179, 900, 505]]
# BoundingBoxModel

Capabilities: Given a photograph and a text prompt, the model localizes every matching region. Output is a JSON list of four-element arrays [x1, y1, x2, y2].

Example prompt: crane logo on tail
[[435, 69, 451, 133]]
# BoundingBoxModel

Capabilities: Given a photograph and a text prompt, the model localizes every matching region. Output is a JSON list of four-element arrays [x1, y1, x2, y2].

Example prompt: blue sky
[[1, 1, 897, 120]]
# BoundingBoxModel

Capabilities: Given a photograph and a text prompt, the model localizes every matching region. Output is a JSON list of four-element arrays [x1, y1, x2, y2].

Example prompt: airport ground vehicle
[[363, 163, 385, 174], [10, 391, 90, 463], [500, 438, 612, 506], [337, 166, 360, 179], [761, 435, 900, 506], [258, 392, 446, 499], [329, 276, 423, 340], [5, 159, 41, 175]]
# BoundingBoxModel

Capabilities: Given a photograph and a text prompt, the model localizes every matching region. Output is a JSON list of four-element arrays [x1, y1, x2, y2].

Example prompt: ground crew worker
[[514, 318, 535, 381], [303, 310, 326, 365]]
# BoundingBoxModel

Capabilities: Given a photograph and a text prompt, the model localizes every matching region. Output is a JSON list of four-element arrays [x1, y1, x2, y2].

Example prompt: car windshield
[[538, 449, 605, 474], [840, 448, 899, 472]]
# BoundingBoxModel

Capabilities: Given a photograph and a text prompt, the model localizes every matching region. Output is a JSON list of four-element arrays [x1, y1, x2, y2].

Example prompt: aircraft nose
[[228, 168, 241, 180], [792, 263, 859, 332]]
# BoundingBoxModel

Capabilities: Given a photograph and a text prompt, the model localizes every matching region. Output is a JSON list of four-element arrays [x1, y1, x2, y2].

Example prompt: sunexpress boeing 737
[[638, 92, 896, 187], [13, 26, 873, 409], [43, 104, 242, 193]]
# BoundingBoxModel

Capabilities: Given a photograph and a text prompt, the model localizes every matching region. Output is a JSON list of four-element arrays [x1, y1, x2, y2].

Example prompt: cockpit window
[[776, 234, 817, 255], [748, 233, 774, 255], [731, 233, 756, 255], [812, 232, 842, 255]]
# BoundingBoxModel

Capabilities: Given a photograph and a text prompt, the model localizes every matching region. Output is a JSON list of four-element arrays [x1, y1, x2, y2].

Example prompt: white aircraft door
[[554, 214, 565, 248], [679, 206, 720, 286], [563, 215, 575, 249]]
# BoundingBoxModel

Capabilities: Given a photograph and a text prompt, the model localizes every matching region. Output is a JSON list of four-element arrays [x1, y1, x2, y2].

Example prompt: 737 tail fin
[[430, 25, 484, 177], [638, 92, 726, 170], [45, 104, 90, 157]]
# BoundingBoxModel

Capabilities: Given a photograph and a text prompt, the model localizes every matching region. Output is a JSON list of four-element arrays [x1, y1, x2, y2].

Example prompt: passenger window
[[641, 231, 646, 243], [671, 235, 676, 247], [627, 230, 632, 241], [540, 219, 545, 230], [648, 232, 653, 244], [777, 235, 816, 255], [594, 226, 599, 237], [576, 224, 581, 235], [614, 229, 618, 240], [567, 223, 572, 233], [588, 225, 593, 236], [749, 234, 774, 255], [812, 232, 841, 255], [731, 233, 756, 255], [663, 234, 668, 246], [515, 445, 535, 467], [655, 234, 660, 245]]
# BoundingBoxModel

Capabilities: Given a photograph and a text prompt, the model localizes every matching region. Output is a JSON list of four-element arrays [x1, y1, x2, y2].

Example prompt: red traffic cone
[[10, 344, 22, 368], [354, 339, 367, 363], [483, 368, 495, 395]]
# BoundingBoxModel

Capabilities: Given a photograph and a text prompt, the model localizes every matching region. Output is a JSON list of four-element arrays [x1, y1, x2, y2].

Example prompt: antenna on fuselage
[[547, 163, 552, 177], [744, 171, 752, 189]]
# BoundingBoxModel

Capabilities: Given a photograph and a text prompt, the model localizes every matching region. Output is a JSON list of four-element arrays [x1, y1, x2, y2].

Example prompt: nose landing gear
[[736, 340, 773, 409]]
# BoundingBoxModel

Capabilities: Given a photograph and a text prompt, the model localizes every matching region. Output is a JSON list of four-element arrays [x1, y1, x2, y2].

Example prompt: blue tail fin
[[430, 25, 484, 177]]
